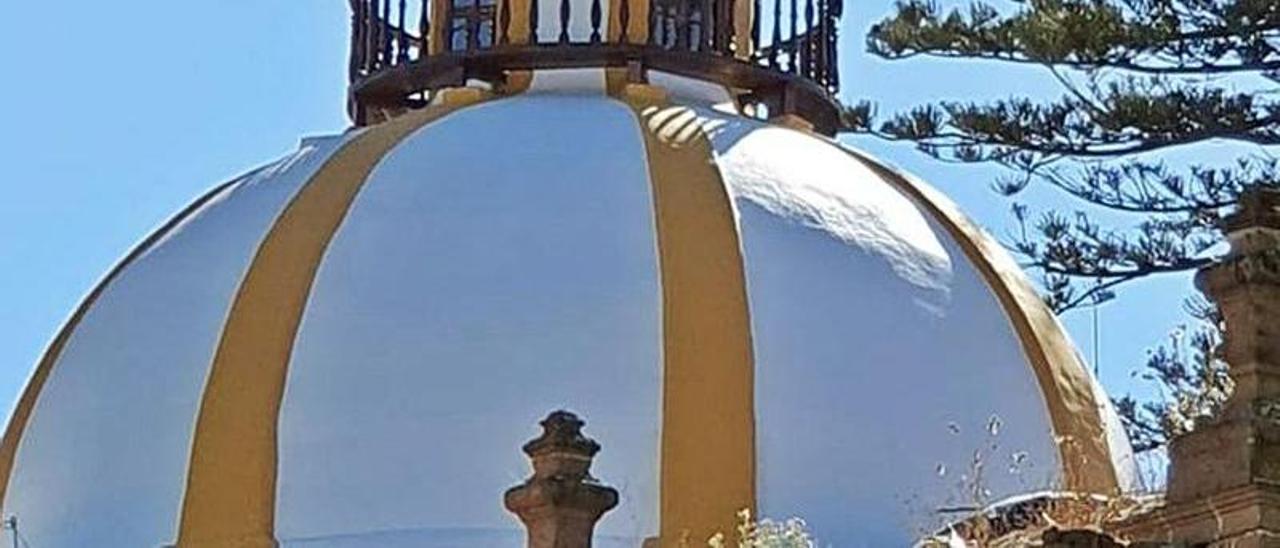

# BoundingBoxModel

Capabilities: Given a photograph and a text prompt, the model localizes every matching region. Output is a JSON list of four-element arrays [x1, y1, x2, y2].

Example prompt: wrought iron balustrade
[[346, 0, 842, 132]]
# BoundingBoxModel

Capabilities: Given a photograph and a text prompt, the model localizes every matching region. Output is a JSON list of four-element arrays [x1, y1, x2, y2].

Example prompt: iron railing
[[345, 0, 839, 92]]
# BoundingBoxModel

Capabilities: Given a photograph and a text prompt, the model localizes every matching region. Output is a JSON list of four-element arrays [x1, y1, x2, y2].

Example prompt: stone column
[[505, 411, 619, 548], [1120, 188, 1280, 547]]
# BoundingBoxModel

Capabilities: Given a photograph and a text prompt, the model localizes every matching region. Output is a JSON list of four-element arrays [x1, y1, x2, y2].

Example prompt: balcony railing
[[346, 0, 842, 132]]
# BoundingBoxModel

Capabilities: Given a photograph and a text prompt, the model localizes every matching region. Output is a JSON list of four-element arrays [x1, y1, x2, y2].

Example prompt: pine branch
[[855, 0, 1277, 456], [1007, 204, 1223, 312], [1022, 159, 1276, 213], [867, 86, 1280, 160], [867, 0, 1280, 75], [875, 49, 1280, 76]]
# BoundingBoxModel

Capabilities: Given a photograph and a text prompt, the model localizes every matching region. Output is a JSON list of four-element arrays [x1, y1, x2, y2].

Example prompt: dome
[[0, 72, 1134, 547]]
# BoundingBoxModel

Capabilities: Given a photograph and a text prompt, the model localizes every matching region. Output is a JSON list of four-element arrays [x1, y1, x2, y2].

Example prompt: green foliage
[[852, 0, 1278, 453], [867, 0, 1280, 73], [1113, 297, 1232, 452]]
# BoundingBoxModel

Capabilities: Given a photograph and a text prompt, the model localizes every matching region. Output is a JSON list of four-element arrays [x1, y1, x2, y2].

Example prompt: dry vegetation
[[917, 492, 1153, 547]]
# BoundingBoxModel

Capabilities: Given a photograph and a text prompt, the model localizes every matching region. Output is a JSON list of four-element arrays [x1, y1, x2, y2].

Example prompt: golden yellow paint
[[175, 95, 490, 547], [496, 0, 536, 94], [847, 150, 1121, 495], [605, 67, 631, 98], [733, 0, 752, 58], [501, 71, 535, 95], [607, 0, 649, 43], [505, 0, 531, 43], [430, 0, 449, 54], [0, 178, 242, 513], [619, 84, 758, 545]]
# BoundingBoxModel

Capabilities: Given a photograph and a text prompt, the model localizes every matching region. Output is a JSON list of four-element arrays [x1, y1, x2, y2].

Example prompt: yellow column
[[619, 83, 759, 546], [608, 0, 650, 43], [175, 93, 491, 547], [501, 0, 536, 93], [430, 0, 450, 54], [733, 0, 752, 58]]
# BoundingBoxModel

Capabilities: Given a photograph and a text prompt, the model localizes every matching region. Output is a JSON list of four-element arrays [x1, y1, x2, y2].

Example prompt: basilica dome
[[0, 66, 1134, 548]]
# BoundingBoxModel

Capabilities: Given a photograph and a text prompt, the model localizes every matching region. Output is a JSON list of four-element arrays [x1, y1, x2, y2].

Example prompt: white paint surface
[[2, 94, 1137, 548], [701, 112, 1066, 544], [648, 71, 735, 107], [535, 0, 608, 44], [276, 96, 661, 546], [708, 122, 953, 298], [528, 68, 608, 93], [2, 135, 350, 547]]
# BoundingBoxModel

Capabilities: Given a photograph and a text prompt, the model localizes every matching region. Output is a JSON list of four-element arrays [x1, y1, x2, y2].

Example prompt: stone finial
[[1165, 188, 1280, 501], [1120, 187, 1280, 545], [1196, 187, 1280, 297], [1190, 187, 1280, 411], [1221, 187, 1280, 236], [505, 411, 619, 548]]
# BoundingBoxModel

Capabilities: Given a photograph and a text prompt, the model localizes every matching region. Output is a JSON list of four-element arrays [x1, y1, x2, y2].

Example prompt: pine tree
[[846, 0, 1278, 452]]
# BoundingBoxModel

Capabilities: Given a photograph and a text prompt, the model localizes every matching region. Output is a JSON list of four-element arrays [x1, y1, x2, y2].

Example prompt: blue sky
[[0, 1, 1198, 448]]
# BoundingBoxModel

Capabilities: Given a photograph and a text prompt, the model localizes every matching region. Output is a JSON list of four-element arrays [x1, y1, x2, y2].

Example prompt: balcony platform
[[351, 43, 841, 133]]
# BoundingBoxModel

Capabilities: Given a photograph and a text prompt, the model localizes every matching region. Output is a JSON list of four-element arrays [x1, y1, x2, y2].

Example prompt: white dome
[[0, 72, 1134, 547]]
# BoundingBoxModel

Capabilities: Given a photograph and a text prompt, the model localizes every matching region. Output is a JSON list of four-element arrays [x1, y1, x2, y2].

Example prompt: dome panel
[[709, 122, 952, 294], [175, 100, 497, 546], [699, 115, 1063, 541], [1, 135, 349, 547], [276, 96, 662, 544], [857, 152, 1131, 495], [0, 82, 1135, 548], [741, 200, 1061, 541]]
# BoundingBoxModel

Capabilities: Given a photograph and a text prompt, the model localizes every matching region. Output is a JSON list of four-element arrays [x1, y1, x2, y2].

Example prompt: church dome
[[0, 72, 1134, 547]]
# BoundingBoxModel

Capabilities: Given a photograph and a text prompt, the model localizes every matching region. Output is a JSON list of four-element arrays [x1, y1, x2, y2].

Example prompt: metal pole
[[6, 516, 17, 548]]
